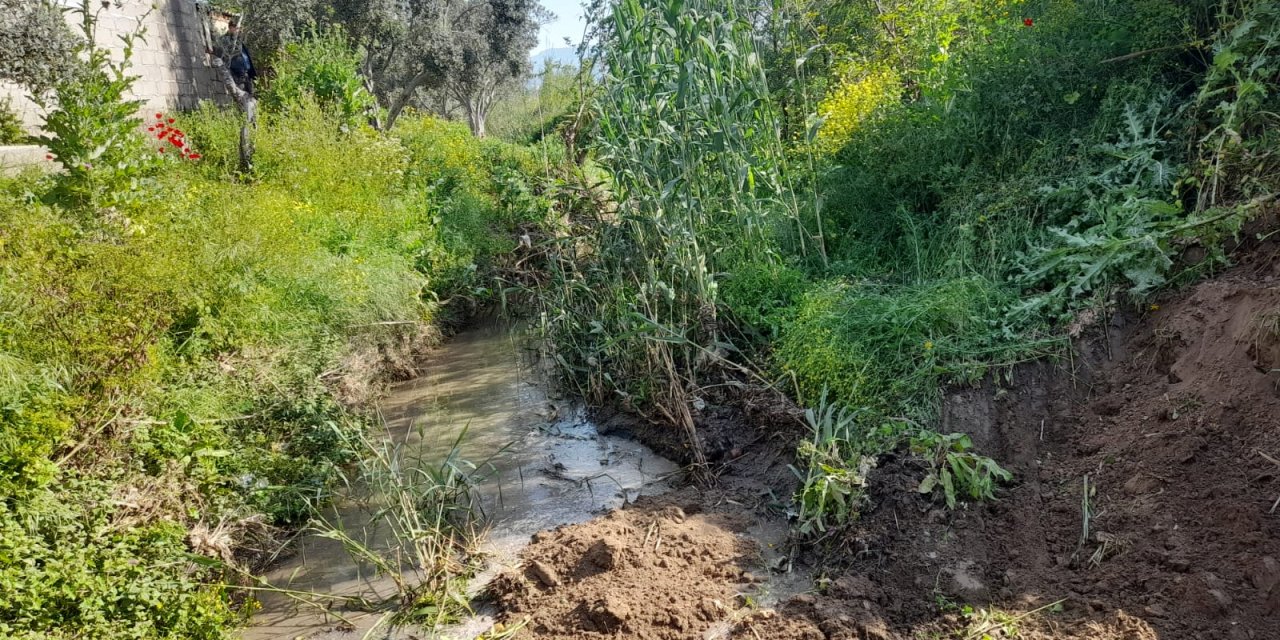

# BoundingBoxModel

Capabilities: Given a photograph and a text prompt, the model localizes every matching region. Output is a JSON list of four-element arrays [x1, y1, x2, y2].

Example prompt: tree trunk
[[466, 103, 486, 138], [383, 68, 437, 131], [212, 59, 256, 174], [460, 86, 493, 138]]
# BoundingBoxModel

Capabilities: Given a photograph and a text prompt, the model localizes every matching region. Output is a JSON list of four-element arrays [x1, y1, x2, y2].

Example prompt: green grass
[[0, 101, 550, 638]]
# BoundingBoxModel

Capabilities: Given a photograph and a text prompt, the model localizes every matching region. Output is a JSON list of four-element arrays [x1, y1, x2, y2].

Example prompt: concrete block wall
[[1, 0, 224, 136]]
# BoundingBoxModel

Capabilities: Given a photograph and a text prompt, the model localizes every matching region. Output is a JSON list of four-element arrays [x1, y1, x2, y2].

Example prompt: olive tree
[[0, 0, 78, 94], [328, 0, 546, 134]]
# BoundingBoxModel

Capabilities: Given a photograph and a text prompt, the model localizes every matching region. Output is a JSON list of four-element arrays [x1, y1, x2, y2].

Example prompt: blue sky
[[535, 0, 587, 54]]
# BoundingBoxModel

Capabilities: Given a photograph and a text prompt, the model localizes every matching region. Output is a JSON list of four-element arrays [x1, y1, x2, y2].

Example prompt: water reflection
[[243, 325, 679, 639]]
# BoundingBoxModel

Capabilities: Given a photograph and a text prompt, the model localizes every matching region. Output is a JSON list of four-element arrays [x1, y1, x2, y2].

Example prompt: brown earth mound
[[487, 506, 762, 639], [488, 243, 1280, 640]]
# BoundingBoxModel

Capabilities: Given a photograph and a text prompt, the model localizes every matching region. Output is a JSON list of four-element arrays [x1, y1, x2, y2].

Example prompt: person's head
[[227, 22, 240, 35]]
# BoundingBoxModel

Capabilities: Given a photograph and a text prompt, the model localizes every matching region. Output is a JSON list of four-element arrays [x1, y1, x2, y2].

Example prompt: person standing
[[210, 21, 255, 95]]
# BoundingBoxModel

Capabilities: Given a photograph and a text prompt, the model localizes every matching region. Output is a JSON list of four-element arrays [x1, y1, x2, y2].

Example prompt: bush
[[262, 27, 377, 127], [0, 479, 236, 640], [0, 98, 23, 144]]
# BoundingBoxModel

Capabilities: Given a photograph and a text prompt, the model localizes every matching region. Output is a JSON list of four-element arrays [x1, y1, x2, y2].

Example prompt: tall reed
[[539, 0, 803, 472]]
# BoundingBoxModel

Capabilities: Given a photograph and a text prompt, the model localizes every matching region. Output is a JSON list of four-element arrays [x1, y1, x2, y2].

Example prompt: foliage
[[318, 0, 547, 133], [312, 424, 489, 626], [262, 27, 377, 127], [775, 277, 1051, 420], [911, 431, 1013, 509], [0, 480, 236, 640], [1194, 1, 1280, 207], [539, 0, 802, 460], [30, 1, 160, 210], [0, 0, 78, 94], [486, 61, 582, 143], [813, 66, 899, 155], [0, 98, 23, 145], [0, 94, 548, 636], [789, 395, 876, 535]]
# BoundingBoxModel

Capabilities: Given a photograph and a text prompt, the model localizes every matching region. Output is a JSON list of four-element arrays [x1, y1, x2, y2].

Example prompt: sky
[[535, 0, 587, 54]]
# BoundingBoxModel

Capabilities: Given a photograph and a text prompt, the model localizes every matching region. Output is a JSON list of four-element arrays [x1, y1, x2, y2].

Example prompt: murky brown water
[[242, 324, 680, 640]]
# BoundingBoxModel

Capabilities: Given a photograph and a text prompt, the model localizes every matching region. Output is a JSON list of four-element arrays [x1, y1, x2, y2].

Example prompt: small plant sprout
[[912, 431, 1013, 509]]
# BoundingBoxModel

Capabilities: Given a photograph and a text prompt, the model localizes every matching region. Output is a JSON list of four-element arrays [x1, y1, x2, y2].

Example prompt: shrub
[[262, 27, 377, 127], [0, 98, 23, 144], [30, 3, 159, 210]]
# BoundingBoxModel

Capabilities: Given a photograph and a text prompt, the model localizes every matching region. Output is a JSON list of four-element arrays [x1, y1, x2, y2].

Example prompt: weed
[[911, 432, 1013, 510], [308, 422, 492, 627], [789, 393, 876, 535]]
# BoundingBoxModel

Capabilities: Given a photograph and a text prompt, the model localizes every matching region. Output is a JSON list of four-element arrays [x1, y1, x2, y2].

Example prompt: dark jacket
[[216, 33, 255, 78]]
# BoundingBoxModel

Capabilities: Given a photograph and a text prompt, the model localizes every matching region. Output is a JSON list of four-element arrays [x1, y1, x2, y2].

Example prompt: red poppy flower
[[45, 154, 53, 160], [189, 153, 202, 160], [167, 118, 175, 124], [1023, 18, 1033, 27], [155, 113, 163, 119], [158, 147, 165, 153]]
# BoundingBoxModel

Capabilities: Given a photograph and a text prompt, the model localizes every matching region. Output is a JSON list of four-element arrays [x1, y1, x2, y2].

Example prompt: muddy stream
[[243, 325, 684, 639]]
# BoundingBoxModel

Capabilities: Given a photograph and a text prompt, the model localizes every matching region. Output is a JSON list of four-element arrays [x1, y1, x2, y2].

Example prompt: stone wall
[[1, 0, 224, 135]]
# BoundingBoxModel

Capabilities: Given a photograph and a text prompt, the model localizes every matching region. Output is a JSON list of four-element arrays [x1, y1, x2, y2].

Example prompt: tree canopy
[[236, 0, 547, 134], [0, 0, 78, 93]]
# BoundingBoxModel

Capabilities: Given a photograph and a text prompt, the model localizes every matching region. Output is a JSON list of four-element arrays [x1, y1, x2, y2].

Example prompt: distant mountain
[[531, 46, 578, 69]]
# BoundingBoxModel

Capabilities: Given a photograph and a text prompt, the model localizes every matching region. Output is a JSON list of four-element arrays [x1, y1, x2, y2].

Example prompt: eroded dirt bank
[[485, 244, 1280, 639]]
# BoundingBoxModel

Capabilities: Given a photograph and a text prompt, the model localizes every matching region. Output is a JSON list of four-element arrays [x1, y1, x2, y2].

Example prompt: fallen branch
[[1100, 42, 1198, 65]]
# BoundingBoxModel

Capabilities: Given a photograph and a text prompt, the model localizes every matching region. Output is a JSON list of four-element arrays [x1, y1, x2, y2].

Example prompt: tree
[[446, 0, 544, 137], [329, 0, 547, 134], [0, 0, 78, 94]]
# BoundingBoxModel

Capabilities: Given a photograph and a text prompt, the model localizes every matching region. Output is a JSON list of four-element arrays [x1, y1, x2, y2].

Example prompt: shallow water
[[242, 325, 680, 640]]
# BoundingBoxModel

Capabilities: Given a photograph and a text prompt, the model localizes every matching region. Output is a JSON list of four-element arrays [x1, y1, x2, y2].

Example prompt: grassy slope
[[0, 104, 550, 638]]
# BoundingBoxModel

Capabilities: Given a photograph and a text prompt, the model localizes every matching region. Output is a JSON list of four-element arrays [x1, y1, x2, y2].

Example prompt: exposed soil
[[487, 238, 1280, 639]]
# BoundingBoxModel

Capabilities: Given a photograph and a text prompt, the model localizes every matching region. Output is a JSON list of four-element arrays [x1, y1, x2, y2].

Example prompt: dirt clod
[[527, 560, 560, 589], [584, 594, 630, 631]]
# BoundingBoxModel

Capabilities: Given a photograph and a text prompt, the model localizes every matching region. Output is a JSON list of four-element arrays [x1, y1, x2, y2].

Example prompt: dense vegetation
[[536, 0, 1280, 530], [0, 5, 553, 637], [3, 0, 1279, 637]]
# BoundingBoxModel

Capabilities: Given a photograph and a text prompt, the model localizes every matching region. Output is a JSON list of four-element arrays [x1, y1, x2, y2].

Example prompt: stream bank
[[242, 242, 1280, 640], [242, 324, 684, 639], [483, 244, 1280, 640]]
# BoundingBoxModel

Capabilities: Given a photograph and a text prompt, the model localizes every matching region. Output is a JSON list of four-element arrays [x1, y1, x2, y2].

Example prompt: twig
[[348, 320, 421, 329], [964, 599, 1067, 640]]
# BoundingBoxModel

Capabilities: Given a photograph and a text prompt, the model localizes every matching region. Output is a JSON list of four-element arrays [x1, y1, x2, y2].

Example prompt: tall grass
[[538, 0, 806, 473], [308, 423, 490, 627], [532, 0, 1280, 527]]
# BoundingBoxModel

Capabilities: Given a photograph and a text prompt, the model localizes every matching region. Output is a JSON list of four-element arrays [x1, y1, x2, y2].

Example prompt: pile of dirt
[[485, 387, 811, 639], [486, 506, 762, 639]]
